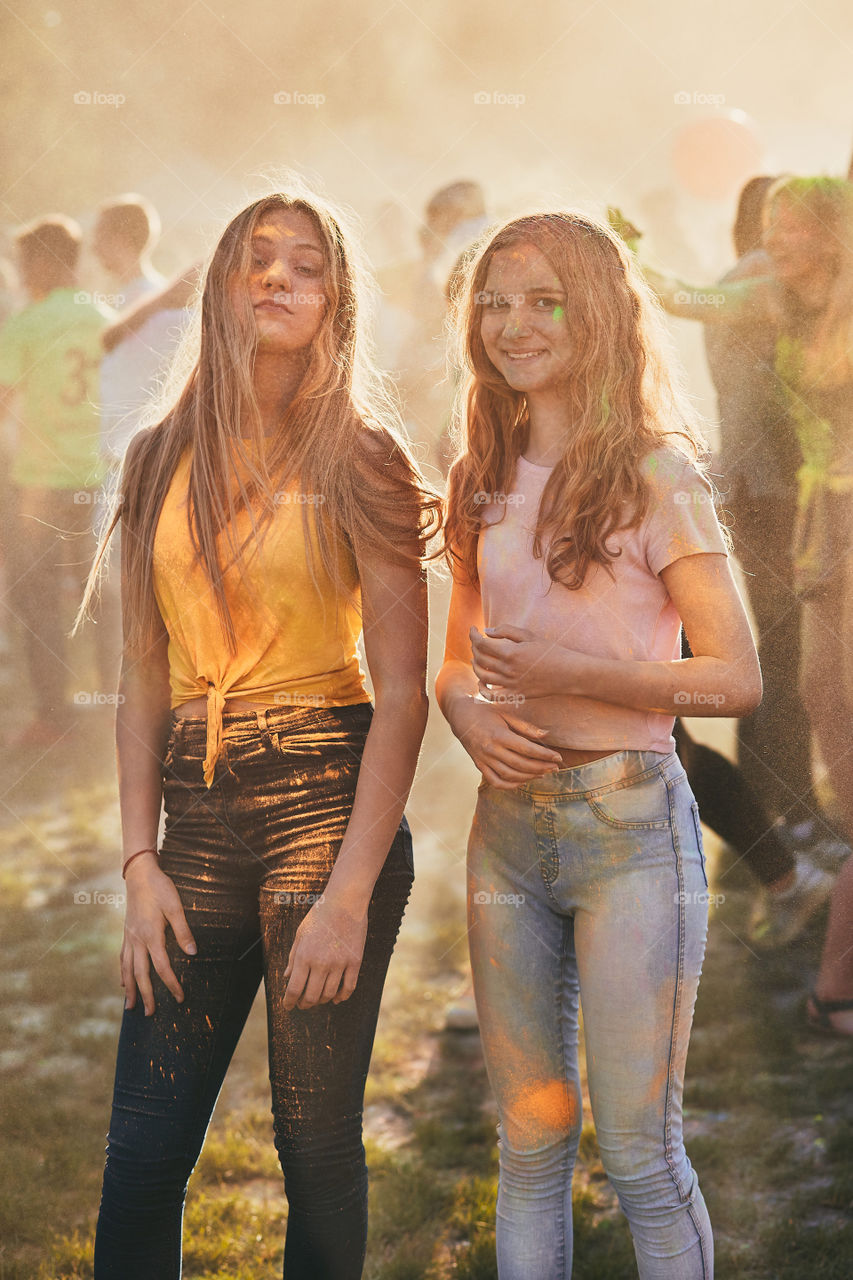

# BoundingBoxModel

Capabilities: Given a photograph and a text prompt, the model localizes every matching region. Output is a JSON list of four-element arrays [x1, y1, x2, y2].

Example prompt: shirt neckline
[[517, 453, 555, 473]]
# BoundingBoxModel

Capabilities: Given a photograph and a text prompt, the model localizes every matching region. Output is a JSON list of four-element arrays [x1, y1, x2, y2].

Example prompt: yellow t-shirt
[[152, 444, 370, 786]]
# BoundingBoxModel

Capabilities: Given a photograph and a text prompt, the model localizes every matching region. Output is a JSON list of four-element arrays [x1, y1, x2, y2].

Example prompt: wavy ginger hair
[[76, 188, 442, 657], [444, 210, 709, 588]]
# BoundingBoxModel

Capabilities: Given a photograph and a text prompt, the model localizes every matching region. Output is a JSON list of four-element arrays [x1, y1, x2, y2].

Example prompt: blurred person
[[93, 195, 191, 689], [642, 179, 853, 829], [101, 259, 202, 356], [702, 177, 826, 855], [807, 851, 853, 1036], [637, 181, 853, 941], [94, 194, 190, 466], [643, 177, 853, 1016], [604, 219, 813, 934], [0, 215, 113, 746], [701, 176, 839, 946], [92, 192, 164, 299], [78, 186, 441, 1280], [437, 210, 761, 1278], [395, 180, 489, 476]]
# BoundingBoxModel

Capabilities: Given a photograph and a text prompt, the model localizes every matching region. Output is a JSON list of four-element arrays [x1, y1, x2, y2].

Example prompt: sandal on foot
[[806, 991, 853, 1038]]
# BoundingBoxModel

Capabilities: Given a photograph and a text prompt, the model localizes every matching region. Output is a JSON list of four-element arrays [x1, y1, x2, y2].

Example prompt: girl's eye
[[297, 264, 322, 276]]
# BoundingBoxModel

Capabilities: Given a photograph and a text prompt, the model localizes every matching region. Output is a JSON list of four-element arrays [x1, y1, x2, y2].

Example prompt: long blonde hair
[[77, 185, 442, 656], [444, 210, 709, 587]]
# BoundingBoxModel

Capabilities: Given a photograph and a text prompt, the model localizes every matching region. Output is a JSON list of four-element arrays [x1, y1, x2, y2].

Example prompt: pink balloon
[[672, 110, 764, 201]]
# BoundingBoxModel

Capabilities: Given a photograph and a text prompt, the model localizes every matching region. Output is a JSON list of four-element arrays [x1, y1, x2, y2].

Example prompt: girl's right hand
[[120, 856, 197, 1016], [448, 696, 563, 789]]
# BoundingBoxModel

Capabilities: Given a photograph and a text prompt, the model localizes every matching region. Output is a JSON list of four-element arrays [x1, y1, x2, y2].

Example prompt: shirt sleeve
[[0, 313, 24, 387], [642, 451, 729, 577]]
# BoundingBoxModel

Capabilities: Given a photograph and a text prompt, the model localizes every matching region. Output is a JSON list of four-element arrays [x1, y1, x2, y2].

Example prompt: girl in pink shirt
[[437, 211, 761, 1279]]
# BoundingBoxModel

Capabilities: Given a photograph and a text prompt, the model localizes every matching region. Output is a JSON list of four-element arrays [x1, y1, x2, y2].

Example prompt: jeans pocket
[[585, 769, 672, 829], [691, 800, 709, 888]]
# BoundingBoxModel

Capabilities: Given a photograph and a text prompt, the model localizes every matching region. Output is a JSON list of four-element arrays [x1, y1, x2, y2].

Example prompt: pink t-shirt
[[476, 447, 729, 753]]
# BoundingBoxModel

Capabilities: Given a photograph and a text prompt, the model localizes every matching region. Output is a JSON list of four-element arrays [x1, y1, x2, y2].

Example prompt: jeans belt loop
[[256, 706, 280, 752]]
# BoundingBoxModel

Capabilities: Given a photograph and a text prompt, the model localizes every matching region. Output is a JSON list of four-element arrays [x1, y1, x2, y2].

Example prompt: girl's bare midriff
[[173, 696, 286, 718]]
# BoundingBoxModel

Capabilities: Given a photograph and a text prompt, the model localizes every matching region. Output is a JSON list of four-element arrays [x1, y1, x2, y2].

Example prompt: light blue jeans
[[467, 749, 713, 1279]]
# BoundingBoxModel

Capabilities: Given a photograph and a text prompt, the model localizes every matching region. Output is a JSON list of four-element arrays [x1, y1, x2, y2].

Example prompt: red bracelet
[[121, 847, 159, 879]]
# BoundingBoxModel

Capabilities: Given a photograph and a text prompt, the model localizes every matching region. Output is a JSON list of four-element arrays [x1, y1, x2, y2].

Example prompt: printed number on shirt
[[61, 347, 100, 408]]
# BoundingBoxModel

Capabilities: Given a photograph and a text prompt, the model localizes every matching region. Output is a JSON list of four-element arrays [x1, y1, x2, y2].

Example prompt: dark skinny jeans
[[94, 701, 413, 1279]]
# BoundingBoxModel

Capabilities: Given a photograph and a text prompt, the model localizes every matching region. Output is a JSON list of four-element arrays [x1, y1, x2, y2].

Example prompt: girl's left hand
[[283, 896, 368, 1011], [471, 624, 572, 700]]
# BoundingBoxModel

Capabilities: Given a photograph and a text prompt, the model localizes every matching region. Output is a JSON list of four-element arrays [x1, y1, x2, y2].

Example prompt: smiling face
[[230, 207, 328, 353], [478, 241, 572, 395]]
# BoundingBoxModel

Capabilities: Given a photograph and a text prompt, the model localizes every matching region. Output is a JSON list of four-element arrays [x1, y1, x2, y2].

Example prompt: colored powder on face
[[552, 305, 564, 323]]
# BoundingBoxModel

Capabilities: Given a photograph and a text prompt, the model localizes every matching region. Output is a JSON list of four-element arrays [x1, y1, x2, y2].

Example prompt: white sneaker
[[777, 821, 851, 873], [804, 837, 851, 875], [749, 856, 835, 950]]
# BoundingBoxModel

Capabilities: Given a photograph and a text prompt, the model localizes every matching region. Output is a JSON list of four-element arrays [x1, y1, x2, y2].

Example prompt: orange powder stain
[[512, 1078, 578, 1137]]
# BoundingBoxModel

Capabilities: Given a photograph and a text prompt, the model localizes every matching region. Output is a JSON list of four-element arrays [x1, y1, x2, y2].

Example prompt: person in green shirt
[[0, 214, 114, 746]]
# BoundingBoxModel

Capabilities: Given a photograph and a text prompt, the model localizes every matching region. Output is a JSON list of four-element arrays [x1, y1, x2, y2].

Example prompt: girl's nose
[[263, 259, 291, 291], [503, 308, 532, 338]]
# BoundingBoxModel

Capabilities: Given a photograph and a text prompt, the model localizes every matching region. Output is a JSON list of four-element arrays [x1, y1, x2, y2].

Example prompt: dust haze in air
[[4, 0, 852, 412]]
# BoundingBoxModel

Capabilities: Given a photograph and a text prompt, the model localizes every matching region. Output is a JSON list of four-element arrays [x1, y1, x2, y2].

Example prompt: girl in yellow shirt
[[80, 185, 440, 1279]]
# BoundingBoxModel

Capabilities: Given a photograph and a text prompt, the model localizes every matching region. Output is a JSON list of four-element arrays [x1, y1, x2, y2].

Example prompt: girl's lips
[[503, 349, 546, 361]]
